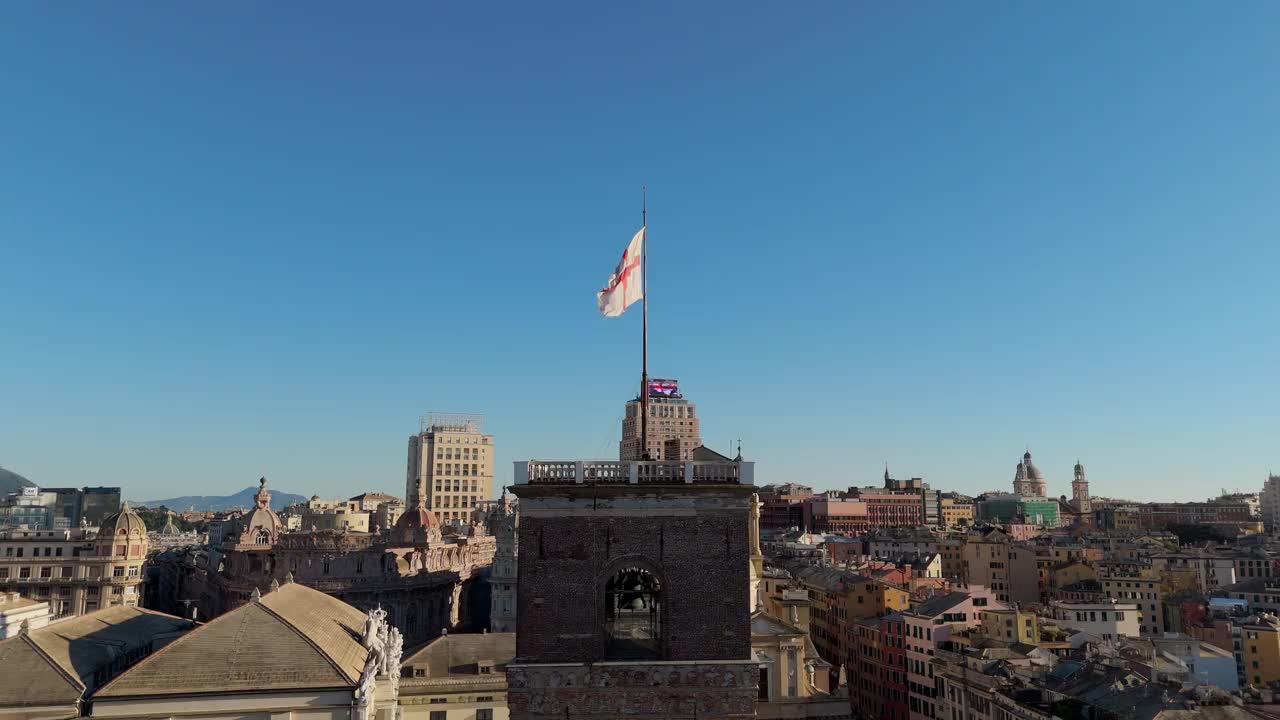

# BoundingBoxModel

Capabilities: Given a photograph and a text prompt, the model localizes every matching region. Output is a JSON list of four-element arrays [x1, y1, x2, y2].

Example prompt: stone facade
[[508, 457, 757, 720], [145, 478, 495, 646], [513, 485, 753, 662], [0, 502, 149, 618], [506, 661, 758, 720], [489, 490, 518, 633]]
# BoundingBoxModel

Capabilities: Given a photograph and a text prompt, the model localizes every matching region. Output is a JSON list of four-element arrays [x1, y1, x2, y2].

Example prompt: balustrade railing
[[516, 460, 753, 486]]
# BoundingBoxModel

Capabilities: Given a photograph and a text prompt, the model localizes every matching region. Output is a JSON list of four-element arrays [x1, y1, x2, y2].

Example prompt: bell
[[629, 596, 646, 610]]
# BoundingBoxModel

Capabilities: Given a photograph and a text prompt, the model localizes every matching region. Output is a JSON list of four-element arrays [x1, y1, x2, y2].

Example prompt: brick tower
[[507, 456, 758, 720]]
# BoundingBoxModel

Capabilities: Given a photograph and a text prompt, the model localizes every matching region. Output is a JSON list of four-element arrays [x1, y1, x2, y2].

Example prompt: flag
[[597, 227, 644, 317]]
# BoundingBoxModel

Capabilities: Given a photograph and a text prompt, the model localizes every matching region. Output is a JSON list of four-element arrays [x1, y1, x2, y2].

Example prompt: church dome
[[394, 506, 441, 532], [99, 501, 148, 538], [391, 504, 441, 545], [1023, 451, 1044, 480]]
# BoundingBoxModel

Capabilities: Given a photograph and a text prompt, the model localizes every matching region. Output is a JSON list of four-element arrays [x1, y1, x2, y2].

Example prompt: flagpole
[[640, 186, 649, 460]]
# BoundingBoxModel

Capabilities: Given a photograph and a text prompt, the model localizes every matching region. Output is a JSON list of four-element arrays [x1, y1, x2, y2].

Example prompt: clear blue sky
[[2, 3, 1277, 503]]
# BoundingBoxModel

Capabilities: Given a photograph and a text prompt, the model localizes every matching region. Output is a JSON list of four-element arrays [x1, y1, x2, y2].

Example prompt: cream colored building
[[0, 503, 149, 618], [751, 610, 851, 718], [399, 632, 512, 720], [407, 415, 494, 524], [0, 591, 50, 638], [90, 581, 403, 720]]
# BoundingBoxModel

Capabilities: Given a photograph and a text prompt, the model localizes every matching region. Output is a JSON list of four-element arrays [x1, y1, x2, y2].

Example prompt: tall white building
[[1262, 473, 1280, 535], [488, 490, 517, 633], [406, 414, 494, 524]]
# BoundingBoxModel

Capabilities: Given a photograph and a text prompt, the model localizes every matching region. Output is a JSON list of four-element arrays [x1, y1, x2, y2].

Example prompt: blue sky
[[2, 3, 1277, 502]]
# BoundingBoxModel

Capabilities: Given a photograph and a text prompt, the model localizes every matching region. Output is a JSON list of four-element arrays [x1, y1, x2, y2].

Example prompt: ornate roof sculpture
[[226, 477, 284, 548]]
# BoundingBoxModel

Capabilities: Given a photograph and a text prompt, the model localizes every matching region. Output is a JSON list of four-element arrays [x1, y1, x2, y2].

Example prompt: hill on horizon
[[139, 485, 308, 512], [0, 466, 36, 494]]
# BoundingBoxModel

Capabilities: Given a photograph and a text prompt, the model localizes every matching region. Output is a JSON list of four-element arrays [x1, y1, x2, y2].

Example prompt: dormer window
[[478, 661, 494, 674], [255, 530, 270, 545]]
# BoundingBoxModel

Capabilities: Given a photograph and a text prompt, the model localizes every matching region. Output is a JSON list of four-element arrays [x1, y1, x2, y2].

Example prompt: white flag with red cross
[[596, 227, 645, 317]]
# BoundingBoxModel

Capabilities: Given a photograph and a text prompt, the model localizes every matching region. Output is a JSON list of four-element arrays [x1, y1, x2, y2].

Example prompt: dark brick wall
[[512, 486, 753, 663]]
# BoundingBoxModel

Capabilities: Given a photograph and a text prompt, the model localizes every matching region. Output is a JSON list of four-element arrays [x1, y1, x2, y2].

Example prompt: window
[[605, 566, 661, 660], [430, 711, 447, 720], [40, 567, 52, 578], [0, 568, 6, 579], [113, 566, 125, 578], [477, 711, 493, 720], [19, 567, 31, 579]]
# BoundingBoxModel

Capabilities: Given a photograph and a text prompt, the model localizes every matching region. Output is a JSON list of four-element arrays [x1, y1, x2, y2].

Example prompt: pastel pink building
[[902, 587, 1002, 720]]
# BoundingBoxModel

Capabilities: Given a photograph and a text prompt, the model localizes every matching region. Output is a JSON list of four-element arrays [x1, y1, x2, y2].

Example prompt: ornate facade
[[489, 490, 518, 633], [1012, 451, 1048, 497], [0, 502, 149, 618], [145, 477, 495, 646]]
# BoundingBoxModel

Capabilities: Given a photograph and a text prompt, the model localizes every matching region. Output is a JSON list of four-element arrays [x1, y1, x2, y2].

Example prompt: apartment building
[[406, 414, 494, 523], [0, 503, 148, 618]]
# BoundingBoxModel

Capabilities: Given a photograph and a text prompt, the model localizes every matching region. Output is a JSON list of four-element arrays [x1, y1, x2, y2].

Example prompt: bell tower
[[1072, 460, 1091, 513], [507, 455, 758, 720]]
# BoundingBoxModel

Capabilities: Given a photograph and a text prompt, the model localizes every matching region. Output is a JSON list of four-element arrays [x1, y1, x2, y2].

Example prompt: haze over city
[[3, 3, 1278, 502]]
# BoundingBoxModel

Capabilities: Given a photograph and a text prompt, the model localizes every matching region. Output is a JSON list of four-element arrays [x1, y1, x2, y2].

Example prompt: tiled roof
[[0, 634, 82, 709], [0, 606, 192, 709], [750, 612, 803, 638], [796, 566, 874, 594], [400, 632, 514, 693], [913, 592, 972, 617], [96, 583, 368, 697]]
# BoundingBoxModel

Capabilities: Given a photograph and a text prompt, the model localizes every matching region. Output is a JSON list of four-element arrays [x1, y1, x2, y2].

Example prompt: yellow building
[[940, 498, 974, 527], [400, 633, 512, 720], [1242, 614, 1280, 688], [979, 608, 1038, 645], [797, 567, 909, 670], [1050, 561, 1098, 590]]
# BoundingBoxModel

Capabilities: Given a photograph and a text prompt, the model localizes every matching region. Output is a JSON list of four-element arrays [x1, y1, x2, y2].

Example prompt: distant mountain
[[0, 466, 36, 494], [139, 486, 307, 512]]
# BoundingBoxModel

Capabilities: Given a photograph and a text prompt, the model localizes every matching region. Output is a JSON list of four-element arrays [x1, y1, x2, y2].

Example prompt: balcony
[[515, 460, 754, 486]]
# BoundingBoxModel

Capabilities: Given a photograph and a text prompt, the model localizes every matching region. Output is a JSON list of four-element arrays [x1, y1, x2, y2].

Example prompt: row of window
[[433, 463, 485, 476], [0, 565, 138, 580], [3, 545, 78, 557], [430, 493, 482, 507]]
